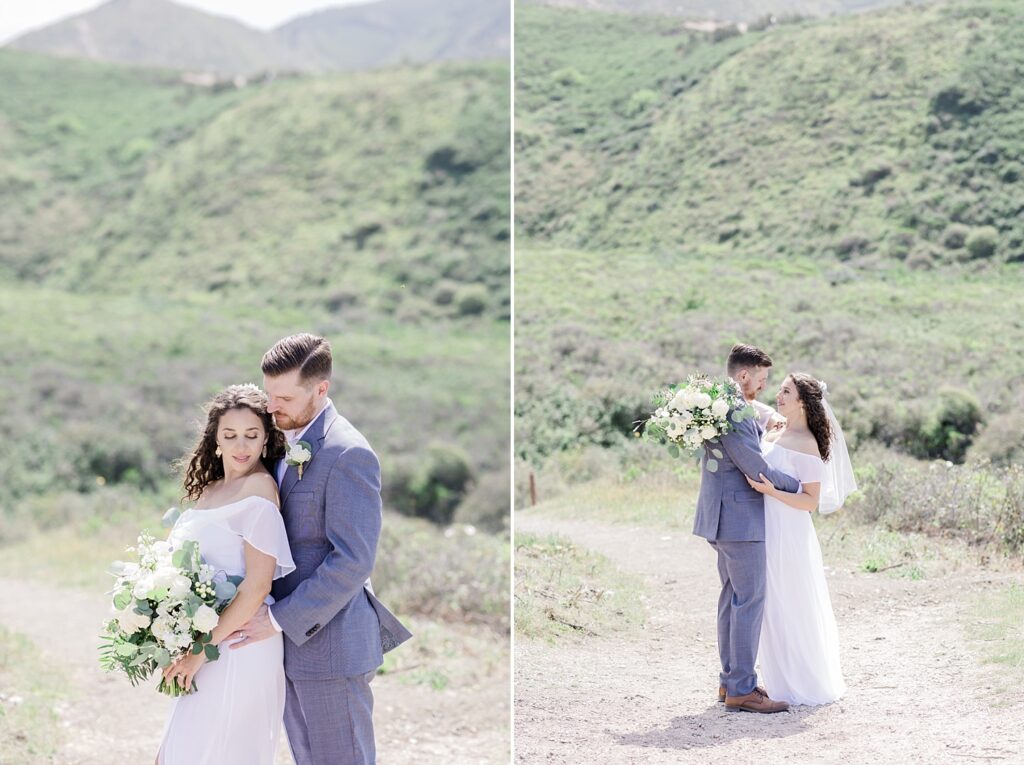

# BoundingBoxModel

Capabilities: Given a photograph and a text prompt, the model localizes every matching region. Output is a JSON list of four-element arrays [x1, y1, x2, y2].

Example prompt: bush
[[386, 445, 475, 525], [374, 513, 508, 631], [453, 465, 510, 533], [906, 388, 983, 463], [941, 223, 970, 249], [455, 284, 489, 316], [848, 453, 1024, 553], [966, 226, 999, 259]]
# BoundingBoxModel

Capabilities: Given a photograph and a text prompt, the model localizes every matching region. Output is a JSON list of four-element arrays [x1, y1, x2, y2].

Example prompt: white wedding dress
[[158, 495, 296, 765], [758, 441, 846, 705]]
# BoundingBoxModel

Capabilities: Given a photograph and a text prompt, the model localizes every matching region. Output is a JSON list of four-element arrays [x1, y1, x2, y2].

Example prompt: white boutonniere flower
[[286, 440, 313, 480]]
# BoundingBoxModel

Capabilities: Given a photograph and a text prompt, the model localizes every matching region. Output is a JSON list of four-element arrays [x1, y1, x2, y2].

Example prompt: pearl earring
[[215, 446, 222, 457]]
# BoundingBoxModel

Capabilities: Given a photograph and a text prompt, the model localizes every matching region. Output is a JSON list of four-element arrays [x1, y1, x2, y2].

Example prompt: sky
[[0, 0, 372, 44]]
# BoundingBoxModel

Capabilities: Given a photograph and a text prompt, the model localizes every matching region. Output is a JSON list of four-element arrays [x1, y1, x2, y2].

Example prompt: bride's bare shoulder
[[238, 471, 281, 509], [781, 432, 822, 459]]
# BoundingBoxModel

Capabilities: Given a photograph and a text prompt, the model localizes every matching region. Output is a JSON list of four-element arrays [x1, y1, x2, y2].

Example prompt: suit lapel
[[280, 402, 339, 504]]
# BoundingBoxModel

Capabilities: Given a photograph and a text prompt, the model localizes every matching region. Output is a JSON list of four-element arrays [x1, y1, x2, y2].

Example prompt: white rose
[[288, 444, 312, 462], [700, 425, 718, 441], [114, 606, 151, 635], [151, 616, 174, 644], [669, 391, 689, 412], [132, 575, 155, 600], [169, 574, 193, 599], [711, 398, 730, 418], [694, 392, 712, 409], [192, 605, 219, 633]]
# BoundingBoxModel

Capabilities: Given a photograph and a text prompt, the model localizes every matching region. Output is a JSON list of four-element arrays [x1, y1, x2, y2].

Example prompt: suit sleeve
[[270, 446, 382, 647], [718, 417, 801, 494]]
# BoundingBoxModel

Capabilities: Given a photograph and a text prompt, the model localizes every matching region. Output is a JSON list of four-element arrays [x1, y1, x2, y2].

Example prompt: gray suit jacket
[[271, 403, 412, 680], [692, 413, 801, 542]]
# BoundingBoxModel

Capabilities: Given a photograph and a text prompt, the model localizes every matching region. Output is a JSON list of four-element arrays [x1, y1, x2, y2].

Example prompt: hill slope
[[514, 1, 1024, 466], [6, 0, 510, 75], [5, 0, 310, 75], [275, 0, 511, 71], [519, 0, 930, 22], [0, 50, 510, 316], [0, 49, 510, 529]]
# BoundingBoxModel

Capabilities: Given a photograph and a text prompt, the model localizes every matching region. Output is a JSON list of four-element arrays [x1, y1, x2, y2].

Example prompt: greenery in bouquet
[[99, 521, 241, 697], [642, 375, 756, 472]]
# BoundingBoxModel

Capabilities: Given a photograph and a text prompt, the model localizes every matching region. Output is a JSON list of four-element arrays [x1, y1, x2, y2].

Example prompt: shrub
[[941, 223, 970, 249], [965, 226, 999, 259], [386, 445, 475, 526], [455, 284, 488, 316], [906, 388, 983, 463]]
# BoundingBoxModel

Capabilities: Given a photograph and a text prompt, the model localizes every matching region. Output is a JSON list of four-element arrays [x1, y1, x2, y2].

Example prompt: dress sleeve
[[795, 453, 825, 486], [233, 498, 296, 580]]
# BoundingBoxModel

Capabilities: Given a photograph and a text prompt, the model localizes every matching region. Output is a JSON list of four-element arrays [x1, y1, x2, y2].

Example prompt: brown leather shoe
[[718, 685, 726, 703], [725, 686, 789, 713]]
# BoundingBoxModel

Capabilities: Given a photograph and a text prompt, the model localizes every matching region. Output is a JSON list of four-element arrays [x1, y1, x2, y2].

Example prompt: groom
[[693, 343, 799, 713], [231, 333, 411, 764]]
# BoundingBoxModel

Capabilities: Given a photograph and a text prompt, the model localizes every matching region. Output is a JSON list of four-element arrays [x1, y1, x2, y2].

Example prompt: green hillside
[[519, 0, 927, 23], [5, 0, 309, 75], [515, 1, 1024, 470], [0, 50, 510, 536], [275, 0, 511, 72], [0, 50, 509, 316]]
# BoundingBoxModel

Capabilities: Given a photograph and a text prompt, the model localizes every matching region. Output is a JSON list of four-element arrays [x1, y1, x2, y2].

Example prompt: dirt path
[[514, 515, 1024, 764], [0, 577, 508, 764]]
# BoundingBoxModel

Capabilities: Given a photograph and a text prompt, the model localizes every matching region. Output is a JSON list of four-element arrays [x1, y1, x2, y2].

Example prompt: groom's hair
[[727, 343, 773, 375], [262, 333, 332, 384]]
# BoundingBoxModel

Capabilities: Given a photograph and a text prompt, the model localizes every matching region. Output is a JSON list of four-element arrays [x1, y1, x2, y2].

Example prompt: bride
[[157, 384, 296, 764], [745, 373, 855, 706]]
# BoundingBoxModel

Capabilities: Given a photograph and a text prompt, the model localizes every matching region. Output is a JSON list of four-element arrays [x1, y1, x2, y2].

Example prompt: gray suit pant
[[284, 672, 376, 765], [708, 540, 766, 697]]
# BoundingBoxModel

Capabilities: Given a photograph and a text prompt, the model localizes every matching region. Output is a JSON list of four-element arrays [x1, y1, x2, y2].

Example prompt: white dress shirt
[[268, 397, 332, 633]]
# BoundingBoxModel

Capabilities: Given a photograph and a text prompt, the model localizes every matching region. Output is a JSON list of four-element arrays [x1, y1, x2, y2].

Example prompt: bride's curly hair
[[179, 384, 286, 502], [788, 373, 832, 461]]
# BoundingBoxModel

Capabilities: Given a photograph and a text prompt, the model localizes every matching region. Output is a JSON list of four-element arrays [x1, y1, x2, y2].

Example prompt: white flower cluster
[[102, 529, 237, 694], [107, 536, 221, 651], [645, 375, 755, 466]]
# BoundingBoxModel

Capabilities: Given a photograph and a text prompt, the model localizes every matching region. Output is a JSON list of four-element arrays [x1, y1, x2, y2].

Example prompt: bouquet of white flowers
[[642, 375, 756, 472], [99, 522, 240, 696]]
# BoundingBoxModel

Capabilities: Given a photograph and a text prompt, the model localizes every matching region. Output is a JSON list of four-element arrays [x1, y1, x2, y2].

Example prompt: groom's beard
[[274, 399, 318, 432]]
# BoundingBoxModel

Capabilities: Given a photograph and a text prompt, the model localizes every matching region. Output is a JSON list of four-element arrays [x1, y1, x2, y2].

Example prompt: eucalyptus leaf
[[667, 444, 679, 458], [172, 549, 189, 569], [204, 644, 220, 661], [227, 575, 244, 587], [112, 591, 132, 611], [154, 648, 172, 668], [191, 642, 203, 655], [712, 449, 724, 460], [214, 580, 237, 601], [115, 643, 139, 657], [706, 459, 719, 473], [130, 653, 151, 667]]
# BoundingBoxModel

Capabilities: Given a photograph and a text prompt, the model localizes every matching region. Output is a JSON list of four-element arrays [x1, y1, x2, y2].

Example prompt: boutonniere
[[286, 440, 313, 480]]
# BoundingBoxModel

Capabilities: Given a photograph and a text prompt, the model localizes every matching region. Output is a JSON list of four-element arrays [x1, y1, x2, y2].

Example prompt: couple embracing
[[695, 344, 856, 713], [156, 333, 411, 764]]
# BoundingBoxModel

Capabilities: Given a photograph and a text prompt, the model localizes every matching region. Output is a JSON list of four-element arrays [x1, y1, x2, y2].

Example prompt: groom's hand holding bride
[[226, 603, 275, 649]]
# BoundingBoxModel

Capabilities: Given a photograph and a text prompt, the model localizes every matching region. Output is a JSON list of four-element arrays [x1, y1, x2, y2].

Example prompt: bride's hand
[[745, 473, 776, 496], [163, 650, 206, 692]]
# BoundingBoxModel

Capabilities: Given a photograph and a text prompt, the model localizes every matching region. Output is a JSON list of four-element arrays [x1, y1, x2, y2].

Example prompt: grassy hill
[[5, 0, 309, 75], [519, 0, 930, 22], [514, 1, 1024, 472], [6, 0, 510, 75], [0, 49, 510, 538], [275, 0, 511, 72]]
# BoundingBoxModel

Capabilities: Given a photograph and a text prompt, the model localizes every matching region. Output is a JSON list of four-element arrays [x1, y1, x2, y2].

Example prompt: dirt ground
[[0, 577, 508, 765], [514, 515, 1024, 764]]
